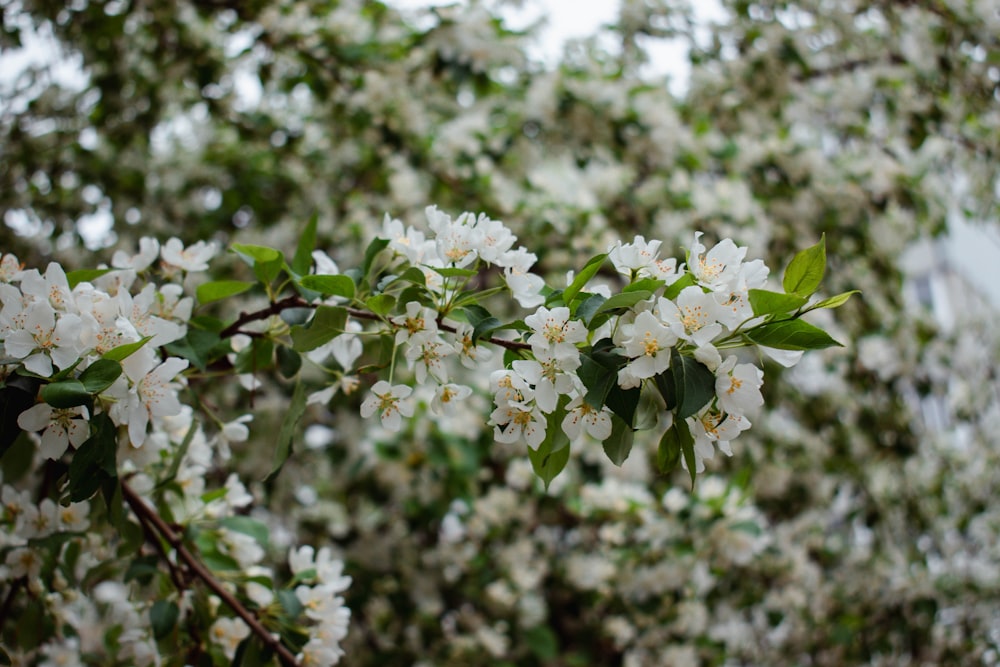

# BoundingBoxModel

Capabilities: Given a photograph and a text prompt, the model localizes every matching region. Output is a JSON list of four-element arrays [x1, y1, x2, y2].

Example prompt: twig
[[216, 292, 533, 353], [120, 481, 302, 667]]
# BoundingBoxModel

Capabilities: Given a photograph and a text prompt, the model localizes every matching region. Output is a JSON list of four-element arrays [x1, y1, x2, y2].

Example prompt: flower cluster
[[1, 243, 199, 453], [295, 208, 844, 487]]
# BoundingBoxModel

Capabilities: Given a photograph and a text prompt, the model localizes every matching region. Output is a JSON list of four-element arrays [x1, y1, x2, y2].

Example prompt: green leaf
[[290, 305, 347, 352], [746, 319, 843, 350], [299, 274, 356, 300], [41, 380, 90, 408], [663, 273, 696, 300], [266, 380, 307, 482], [748, 289, 808, 317], [671, 354, 715, 420], [234, 338, 274, 375], [602, 414, 634, 466], [102, 336, 153, 362], [574, 293, 606, 326], [605, 385, 641, 427], [150, 600, 179, 640], [276, 345, 302, 378], [291, 214, 319, 276], [69, 413, 117, 501], [386, 266, 427, 288], [365, 294, 395, 317], [524, 626, 559, 660], [0, 374, 42, 457], [196, 280, 255, 305], [782, 234, 826, 297], [656, 424, 682, 473], [65, 268, 113, 288], [461, 305, 502, 342], [232, 244, 284, 286], [809, 290, 861, 310], [563, 253, 606, 304], [219, 516, 269, 549], [78, 359, 122, 393], [594, 290, 654, 317], [675, 417, 697, 487], [528, 436, 571, 490], [362, 237, 390, 285], [164, 329, 226, 370], [124, 554, 161, 585], [623, 278, 665, 294], [578, 340, 627, 409], [429, 266, 477, 279]]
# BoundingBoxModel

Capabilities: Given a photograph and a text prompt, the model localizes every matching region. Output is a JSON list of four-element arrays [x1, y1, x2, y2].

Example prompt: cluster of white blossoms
[[381, 206, 545, 307], [608, 233, 774, 472], [1, 239, 354, 667], [0, 241, 203, 452], [289, 545, 353, 666], [343, 211, 799, 478], [488, 306, 613, 446]]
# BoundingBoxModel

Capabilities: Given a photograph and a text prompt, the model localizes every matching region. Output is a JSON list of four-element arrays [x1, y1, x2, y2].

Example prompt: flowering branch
[[120, 481, 302, 667]]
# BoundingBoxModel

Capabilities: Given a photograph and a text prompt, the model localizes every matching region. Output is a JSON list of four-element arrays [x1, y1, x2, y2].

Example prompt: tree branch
[[217, 292, 533, 352], [120, 480, 302, 667]]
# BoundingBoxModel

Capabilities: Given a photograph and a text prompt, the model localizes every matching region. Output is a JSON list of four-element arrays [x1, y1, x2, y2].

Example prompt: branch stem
[[120, 481, 301, 667]]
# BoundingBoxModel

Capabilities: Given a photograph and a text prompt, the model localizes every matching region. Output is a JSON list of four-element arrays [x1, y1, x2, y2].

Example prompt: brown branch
[[219, 295, 309, 339], [120, 481, 302, 667], [0, 577, 25, 633], [216, 291, 534, 353]]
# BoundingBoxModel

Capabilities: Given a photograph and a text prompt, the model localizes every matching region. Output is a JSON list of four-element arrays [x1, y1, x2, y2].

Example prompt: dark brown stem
[[120, 481, 301, 667], [216, 292, 533, 353], [219, 295, 309, 339], [0, 577, 25, 633]]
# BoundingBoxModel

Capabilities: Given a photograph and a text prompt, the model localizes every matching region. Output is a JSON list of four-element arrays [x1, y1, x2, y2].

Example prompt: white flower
[[17, 403, 90, 460], [405, 336, 455, 384], [3, 301, 84, 376], [524, 305, 587, 359], [160, 237, 219, 272], [659, 288, 723, 347], [616, 310, 677, 387], [490, 398, 546, 447], [380, 213, 426, 263], [501, 248, 545, 308], [512, 347, 580, 413], [19, 262, 74, 312], [111, 237, 160, 271], [209, 617, 251, 660], [689, 232, 746, 290], [359, 381, 414, 432], [608, 235, 662, 277], [469, 213, 516, 265], [0, 253, 23, 282], [715, 356, 764, 416], [713, 259, 768, 329], [117, 355, 190, 446], [561, 396, 613, 441], [5, 546, 43, 579], [431, 383, 473, 415], [390, 301, 438, 345], [450, 320, 493, 369], [427, 206, 478, 267], [57, 501, 90, 532]]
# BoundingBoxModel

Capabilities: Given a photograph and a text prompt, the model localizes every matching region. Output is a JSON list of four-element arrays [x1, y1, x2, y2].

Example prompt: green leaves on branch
[[232, 244, 284, 286], [290, 305, 347, 352], [746, 319, 842, 350], [783, 233, 826, 297], [197, 280, 254, 305], [298, 274, 355, 300]]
